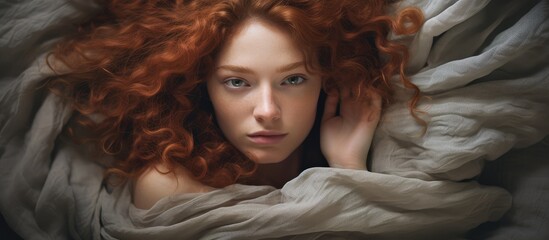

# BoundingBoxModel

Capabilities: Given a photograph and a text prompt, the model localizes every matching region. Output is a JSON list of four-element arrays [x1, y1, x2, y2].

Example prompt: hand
[[320, 87, 381, 170]]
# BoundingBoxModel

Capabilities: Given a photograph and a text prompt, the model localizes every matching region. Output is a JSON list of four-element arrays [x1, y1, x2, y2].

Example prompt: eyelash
[[223, 75, 307, 88], [224, 78, 249, 88], [282, 75, 307, 86]]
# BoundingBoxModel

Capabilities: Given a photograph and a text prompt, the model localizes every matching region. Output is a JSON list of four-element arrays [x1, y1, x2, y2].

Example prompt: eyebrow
[[216, 61, 305, 74]]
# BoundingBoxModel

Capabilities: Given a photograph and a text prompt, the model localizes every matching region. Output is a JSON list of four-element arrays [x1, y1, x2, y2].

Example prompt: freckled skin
[[207, 19, 322, 164]]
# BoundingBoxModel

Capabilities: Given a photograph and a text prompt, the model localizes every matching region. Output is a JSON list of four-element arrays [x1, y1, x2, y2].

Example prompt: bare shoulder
[[132, 163, 214, 209]]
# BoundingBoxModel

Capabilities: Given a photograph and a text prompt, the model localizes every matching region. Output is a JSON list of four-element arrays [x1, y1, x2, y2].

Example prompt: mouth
[[247, 131, 287, 144]]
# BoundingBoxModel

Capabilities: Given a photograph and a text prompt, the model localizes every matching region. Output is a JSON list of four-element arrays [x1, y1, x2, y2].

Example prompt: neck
[[245, 148, 302, 188]]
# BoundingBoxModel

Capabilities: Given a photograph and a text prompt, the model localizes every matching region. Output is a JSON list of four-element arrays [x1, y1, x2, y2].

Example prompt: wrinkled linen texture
[[0, 0, 547, 239]]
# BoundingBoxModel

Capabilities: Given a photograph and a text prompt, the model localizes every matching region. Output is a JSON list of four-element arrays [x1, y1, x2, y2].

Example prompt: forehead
[[215, 19, 304, 67]]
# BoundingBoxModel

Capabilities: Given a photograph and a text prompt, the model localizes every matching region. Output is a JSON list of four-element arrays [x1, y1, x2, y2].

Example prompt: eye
[[283, 75, 306, 86], [224, 78, 249, 88]]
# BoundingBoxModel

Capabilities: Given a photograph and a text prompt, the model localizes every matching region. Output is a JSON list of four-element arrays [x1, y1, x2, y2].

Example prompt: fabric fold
[[1, 0, 547, 239]]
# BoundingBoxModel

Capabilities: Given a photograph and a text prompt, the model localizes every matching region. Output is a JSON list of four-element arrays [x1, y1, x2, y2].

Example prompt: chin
[[246, 150, 290, 165]]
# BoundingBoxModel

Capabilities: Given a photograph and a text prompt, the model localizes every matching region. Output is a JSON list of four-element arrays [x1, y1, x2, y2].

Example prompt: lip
[[247, 131, 287, 144]]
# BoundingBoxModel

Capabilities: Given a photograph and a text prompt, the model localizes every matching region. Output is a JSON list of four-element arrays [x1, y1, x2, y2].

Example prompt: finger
[[322, 89, 339, 122], [367, 91, 382, 121], [339, 85, 351, 100], [369, 91, 382, 108], [338, 86, 358, 117]]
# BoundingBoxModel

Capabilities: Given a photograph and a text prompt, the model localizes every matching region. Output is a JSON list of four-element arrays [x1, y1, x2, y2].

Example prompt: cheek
[[286, 92, 320, 130], [211, 98, 245, 135], [207, 86, 242, 137]]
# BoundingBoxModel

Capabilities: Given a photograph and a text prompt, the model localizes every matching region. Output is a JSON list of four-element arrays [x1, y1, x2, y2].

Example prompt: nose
[[253, 86, 281, 122]]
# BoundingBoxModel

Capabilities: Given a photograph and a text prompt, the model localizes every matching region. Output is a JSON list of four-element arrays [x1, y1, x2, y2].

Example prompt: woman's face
[[207, 19, 322, 164]]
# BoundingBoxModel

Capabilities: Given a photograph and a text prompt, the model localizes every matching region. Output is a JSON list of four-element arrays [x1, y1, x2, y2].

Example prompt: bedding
[[1, 0, 548, 239]]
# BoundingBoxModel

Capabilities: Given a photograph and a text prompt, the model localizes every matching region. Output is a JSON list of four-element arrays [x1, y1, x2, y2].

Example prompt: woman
[[48, 0, 423, 209]]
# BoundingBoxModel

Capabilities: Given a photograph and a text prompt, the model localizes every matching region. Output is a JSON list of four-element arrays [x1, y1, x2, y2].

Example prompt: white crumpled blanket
[[1, 0, 547, 239]]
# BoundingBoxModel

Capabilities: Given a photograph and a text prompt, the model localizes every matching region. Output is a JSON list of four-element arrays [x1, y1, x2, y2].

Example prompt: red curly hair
[[48, 0, 423, 188]]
